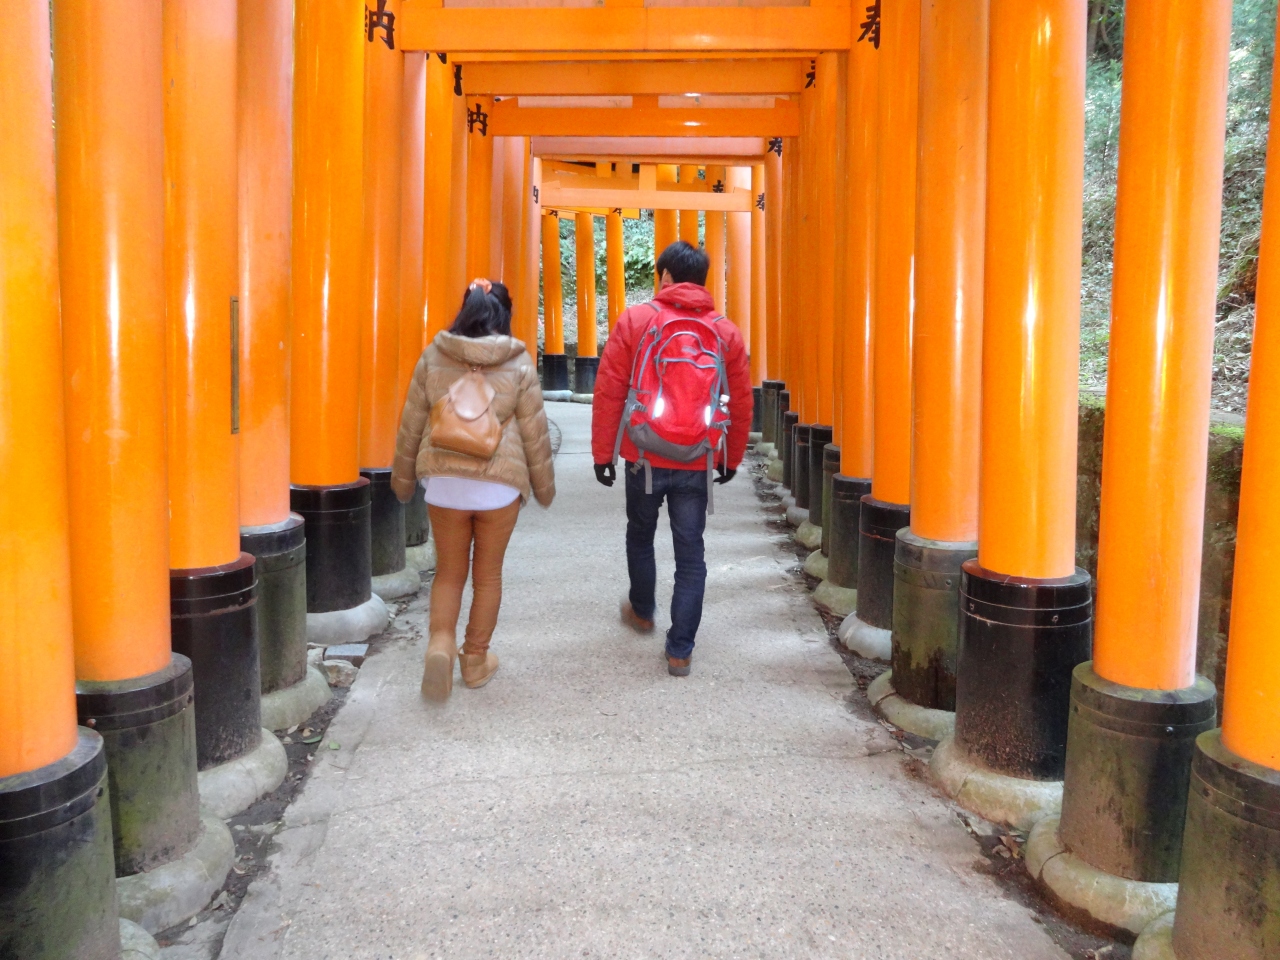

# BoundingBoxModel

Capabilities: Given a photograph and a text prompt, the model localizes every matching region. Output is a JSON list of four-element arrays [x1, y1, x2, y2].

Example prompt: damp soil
[[748, 451, 1131, 960]]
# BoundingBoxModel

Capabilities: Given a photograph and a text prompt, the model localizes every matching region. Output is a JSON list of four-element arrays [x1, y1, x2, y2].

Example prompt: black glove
[[594, 462, 616, 487], [714, 464, 736, 485]]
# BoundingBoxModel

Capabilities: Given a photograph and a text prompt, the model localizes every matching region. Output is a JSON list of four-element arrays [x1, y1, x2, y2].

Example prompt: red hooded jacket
[[591, 282, 753, 472]]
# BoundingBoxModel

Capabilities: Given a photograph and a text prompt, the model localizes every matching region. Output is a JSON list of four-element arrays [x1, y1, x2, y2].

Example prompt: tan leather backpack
[[428, 366, 505, 460]]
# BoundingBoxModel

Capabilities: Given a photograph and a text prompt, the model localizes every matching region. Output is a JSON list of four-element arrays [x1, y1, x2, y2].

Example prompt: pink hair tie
[[469, 278, 493, 294]]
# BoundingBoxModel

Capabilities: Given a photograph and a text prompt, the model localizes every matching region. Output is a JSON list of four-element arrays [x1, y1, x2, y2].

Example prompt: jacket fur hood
[[433, 331, 528, 368]]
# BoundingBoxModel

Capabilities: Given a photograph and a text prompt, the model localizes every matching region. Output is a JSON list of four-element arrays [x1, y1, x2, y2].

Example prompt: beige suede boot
[[420, 631, 458, 702], [458, 649, 500, 688]]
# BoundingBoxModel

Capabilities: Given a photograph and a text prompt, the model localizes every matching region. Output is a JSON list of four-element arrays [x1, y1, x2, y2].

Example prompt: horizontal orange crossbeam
[[490, 100, 798, 137], [544, 207, 642, 220], [541, 180, 754, 212], [399, 4, 853, 53], [463, 59, 808, 96], [532, 136, 770, 164]]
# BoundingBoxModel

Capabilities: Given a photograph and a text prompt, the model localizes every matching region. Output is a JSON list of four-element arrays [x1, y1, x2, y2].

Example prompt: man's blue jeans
[[624, 462, 708, 660]]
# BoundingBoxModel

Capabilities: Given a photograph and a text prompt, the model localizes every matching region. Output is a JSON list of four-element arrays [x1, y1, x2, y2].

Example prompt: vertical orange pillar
[[949, 0, 1092, 785], [705, 165, 727, 310], [654, 164, 679, 282], [3, 0, 79, 781], [765, 143, 784, 382], [726, 167, 753, 363], [55, 0, 172, 689], [291, 0, 378, 623], [822, 30, 878, 601], [448, 75, 469, 303], [399, 52, 427, 397], [679, 164, 701, 245], [521, 154, 542, 357], [4, 9, 120, 936], [542, 214, 565, 353], [887, 0, 988, 711], [606, 211, 626, 334], [424, 54, 459, 340], [751, 163, 768, 387], [1165, 17, 1280, 953], [796, 89, 818, 426], [846, 0, 920, 645], [575, 212, 600, 393], [1056, 0, 1231, 891], [360, 5, 403, 473], [502, 137, 528, 297], [489, 137, 507, 278], [238, 0, 295, 530], [813, 52, 842, 426], [466, 94, 495, 280], [780, 139, 799, 405], [1091, 0, 1231, 693]]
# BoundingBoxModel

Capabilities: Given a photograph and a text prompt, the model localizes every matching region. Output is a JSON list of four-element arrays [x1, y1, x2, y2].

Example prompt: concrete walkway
[[219, 404, 1069, 959]]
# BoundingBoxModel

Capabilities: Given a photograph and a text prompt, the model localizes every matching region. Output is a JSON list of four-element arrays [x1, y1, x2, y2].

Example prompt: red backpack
[[612, 305, 732, 512]]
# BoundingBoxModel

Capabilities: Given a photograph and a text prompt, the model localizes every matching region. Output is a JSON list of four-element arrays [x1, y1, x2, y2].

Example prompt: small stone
[[324, 643, 369, 667], [322, 659, 359, 688]]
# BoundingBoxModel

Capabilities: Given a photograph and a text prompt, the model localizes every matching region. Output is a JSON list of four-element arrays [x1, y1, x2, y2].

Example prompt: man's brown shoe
[[620, 599, 655, 634], [667, 656, 691, 677]]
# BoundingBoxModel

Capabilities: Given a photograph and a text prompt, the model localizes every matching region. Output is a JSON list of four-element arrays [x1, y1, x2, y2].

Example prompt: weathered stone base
[[813, 579, 858, 617], [785, 504, 807, 527], [867, 670, 955, 742], [306, 594, 389, 647], [1132, 913, 1177, 960], [795, 520, 822, 549], [260, 666, 332, 733], [543, 390, 573, 402], [766, 458, 784, 483], [802, 550, 828, 580], [116, 812, 234, 934], [838, 612, 892, 661], [930, 735, 1062, 833], [1027, 816, 1178, 938], [755, 442, 776, 458], [405, 541, 436, 573], [570, 393, 594, 404], [748, 431, 762, 444], [372, 566, 420, 601], [197, 729, 288, 819], [120, 919, 161, 959]]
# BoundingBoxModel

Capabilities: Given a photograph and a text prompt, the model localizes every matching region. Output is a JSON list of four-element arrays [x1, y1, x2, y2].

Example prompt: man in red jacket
[[591, 241, 753, 676]]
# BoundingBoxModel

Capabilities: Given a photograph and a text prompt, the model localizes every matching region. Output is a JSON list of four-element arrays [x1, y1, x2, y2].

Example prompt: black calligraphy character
[[769, 137, 783, 157], [756, 193, 765, 212], [532, 186, 540, 204], [613, 208, 623, 216], [805, 59, 816, 88], [453, 64, 463, 97], [366, 0, 395, 49], [467, 102, 489, 136], [546, 209, 558, 218], [436, 52, 448, 64], [858, 2, 881, 48], [711, 180, 725, 194]]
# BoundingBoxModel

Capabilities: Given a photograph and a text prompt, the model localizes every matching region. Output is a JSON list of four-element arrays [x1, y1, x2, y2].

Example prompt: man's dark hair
[[655, 240, 710, 286], [449, 281, 513, 337]]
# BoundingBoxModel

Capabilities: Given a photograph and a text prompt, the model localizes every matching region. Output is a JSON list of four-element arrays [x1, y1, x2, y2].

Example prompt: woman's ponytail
[[448, 279, 513, 338]]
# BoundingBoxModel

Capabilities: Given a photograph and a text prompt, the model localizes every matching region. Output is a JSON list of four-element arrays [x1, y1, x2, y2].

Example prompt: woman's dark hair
[[448, 280, 513, 337], [655, 240, 710, 286]]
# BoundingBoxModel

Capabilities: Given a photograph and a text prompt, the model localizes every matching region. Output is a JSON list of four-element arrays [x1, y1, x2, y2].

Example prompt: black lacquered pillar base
[[170, 554, 262, 771], [751, 386, 762, 432], [827, 476, 871, 588], [573, 356, 599, 394], [1172, 730, 1280, 960], [76, 655, 200, 876], [1059, 663, 1216, 882], [806, 425, 833, 527], [362, 468, 406, 577], [820, 445, 840, 555], [0, 730, 121, 960], [241, 515, 307, 695], [781, 409, 798, 491], [290, 479, 373, 613], [792, 425, 812, 511], [541, 353, 570, 392], [404, 484, 429, 548], [761, 380, 784, 445], [854, 497, 911, 630], [954, 560, 1093, 780], [890, 532, 977, 712]]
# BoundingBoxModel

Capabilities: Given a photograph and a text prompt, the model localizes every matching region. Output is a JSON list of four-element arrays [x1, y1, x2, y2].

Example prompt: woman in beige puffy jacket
[[392, 281, 555, 701]]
